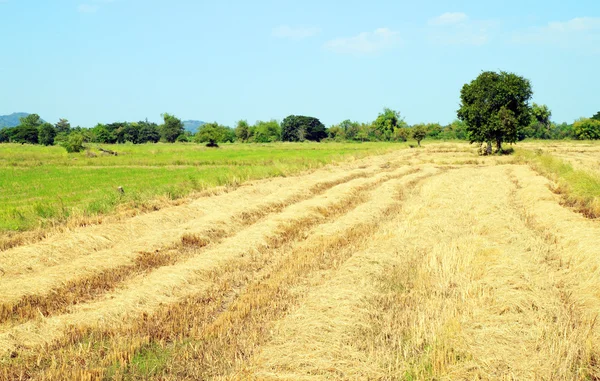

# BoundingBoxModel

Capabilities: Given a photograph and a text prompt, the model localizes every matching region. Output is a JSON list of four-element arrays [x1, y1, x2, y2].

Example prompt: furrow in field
[[163, 167, 440, 380], [0, 169, 376, 327], [230, 172, 434, 380], [0, 165, 423, 359], [342, 165, 600, 380], [0, 151, 404, 268], [22, 166, 439, 381]]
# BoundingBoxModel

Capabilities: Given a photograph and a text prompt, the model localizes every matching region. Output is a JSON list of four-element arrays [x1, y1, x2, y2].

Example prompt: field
[[1, 141, 600, 379], [0, 142, 399, 249]]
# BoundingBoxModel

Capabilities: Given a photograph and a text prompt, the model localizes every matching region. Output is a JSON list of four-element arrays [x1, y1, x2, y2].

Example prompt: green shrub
[[62, 133, 85, 153]]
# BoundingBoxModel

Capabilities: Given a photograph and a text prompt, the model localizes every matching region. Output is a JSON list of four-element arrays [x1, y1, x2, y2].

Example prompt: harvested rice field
[[1, 141, 600, 380]]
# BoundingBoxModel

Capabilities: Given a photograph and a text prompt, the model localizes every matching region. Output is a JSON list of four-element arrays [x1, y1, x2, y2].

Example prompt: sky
[[1, 0, 599, 127]]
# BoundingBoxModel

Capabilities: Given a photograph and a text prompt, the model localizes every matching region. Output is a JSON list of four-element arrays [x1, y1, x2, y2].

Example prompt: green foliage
[[425, 123, 442, 139], [92, 124, 116, 144], [19, 113, 43, 128], [0, 128, 10, 143], [137, 120, 161, 143], [253, 120, 281, 143], [592, 112, 600, 121], [411, 125, 427, 146], [195, 122, 234, 146], [327, 125, 346, 141], [521, 103, 552, 140], [281, 115, 327, 142], [55, 118, 71, 134], [11, 125, 39, 144], [394, 127, 410, 142], [38, 123, 57, 146], [119, 123, 139, 143], [373, 108, 406, 141], [176, 134, 191, 142], [573, 118, 600, 140], [437, 120, 468, 140], [457, 70, 533, 152], [160, 113, 184, 143], [235, 120, 251, 142], [62, 133, 85, 153]]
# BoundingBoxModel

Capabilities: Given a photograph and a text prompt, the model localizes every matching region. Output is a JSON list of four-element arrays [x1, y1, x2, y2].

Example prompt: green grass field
[[0, 142, 402, 232]]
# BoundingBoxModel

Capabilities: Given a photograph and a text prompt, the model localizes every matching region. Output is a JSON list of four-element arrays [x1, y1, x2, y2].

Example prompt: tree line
[[1, 100, 599, 152]]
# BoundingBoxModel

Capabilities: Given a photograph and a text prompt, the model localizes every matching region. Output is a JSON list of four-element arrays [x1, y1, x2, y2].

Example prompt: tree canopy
[[457, 71, 533, 153], [160, 113, 184, 143], [573, 118, 600, 140], [373, 108, 406, 141], [281, 115, 327, 142]]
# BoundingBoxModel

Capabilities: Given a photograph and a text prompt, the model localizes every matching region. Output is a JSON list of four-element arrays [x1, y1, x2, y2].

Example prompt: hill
[[0, 112, 31, 128], [183, 120, 205, 134]]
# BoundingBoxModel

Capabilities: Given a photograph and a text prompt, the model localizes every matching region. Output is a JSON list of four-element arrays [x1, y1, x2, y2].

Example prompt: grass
[[0, 142, 401, 233], [515, 147, 600, 218]]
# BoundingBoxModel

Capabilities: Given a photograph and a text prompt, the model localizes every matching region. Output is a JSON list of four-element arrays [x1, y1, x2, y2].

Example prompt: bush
[[62, 133, 85, 153]]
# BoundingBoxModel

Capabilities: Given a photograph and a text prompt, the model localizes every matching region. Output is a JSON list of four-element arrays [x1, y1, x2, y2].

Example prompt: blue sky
[[1, 0, 599, 127]]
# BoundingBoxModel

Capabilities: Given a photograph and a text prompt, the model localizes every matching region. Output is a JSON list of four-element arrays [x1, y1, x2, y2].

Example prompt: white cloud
[[324, 28, 401, 54], [513, 17, 600, 49], [77, 4, 99, 13], [427, 13, 494, 46], [272, 25, 321, 40], [429, 12, 468, 26]]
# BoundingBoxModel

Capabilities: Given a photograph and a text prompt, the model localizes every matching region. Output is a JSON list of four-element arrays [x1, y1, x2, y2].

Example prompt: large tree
[[160, 113, 184, 143], [281, 115, 327, 142], [457, 71, 533, 154]]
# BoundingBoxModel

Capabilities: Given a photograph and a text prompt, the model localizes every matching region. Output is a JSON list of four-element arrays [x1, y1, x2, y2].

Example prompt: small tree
[[253, 120, 281, 143], [412, 125, 427, 146], [195, 122, 225, 147], [457, 70, 532, 154], [373, 108, 405, 141], [160, 113, 184, 143], [62, 133, 85, 153], [327, 125, 344, 140], [592, 112, 600, 121], [235, 120, 250, 142], [55, 118, 71, 134], [38, 123, 57, 146]]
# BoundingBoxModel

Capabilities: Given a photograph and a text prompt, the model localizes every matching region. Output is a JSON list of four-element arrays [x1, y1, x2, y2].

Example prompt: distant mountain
[[0, 112, 31, 128], [183, 120, 205, 134]]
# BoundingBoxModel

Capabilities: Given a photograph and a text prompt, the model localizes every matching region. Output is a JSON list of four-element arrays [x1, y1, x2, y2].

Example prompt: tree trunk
[[486, 141, 492, 155], [496, 139, 502, 153]]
